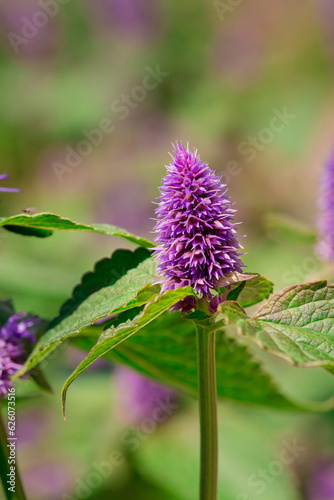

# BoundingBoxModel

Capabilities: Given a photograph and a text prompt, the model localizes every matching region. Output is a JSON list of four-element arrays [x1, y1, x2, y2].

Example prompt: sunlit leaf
[[16, 256, 159, 377], [220, 280, 334, 373], [0, 212, 154, 248], [62, 287, 196, 416]]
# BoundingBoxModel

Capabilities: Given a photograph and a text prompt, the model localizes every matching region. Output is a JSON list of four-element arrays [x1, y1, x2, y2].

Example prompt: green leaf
[[220, 280, 334, 372], [233, 274, 274, 308], [72, 309, 302, 411], [216, 271, 257, 288], [59, 247, 152, 318], [16, 256, 159, 377], [0, 212, 154, 248], [62, 287, 196, 416], [224, 274, 274, 307], [183, 310, 211, 321], [3, 225, 53, 238], [29, 367, 53, 394], [225, 281, 246, 302]]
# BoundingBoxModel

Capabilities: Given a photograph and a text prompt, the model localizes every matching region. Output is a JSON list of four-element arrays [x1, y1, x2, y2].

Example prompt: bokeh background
[[1, 0, 334, 498]]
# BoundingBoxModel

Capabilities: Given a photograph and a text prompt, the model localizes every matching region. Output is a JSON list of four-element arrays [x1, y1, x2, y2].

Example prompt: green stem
[[0, 403, 27, 500], [196, 322, 218, 500]]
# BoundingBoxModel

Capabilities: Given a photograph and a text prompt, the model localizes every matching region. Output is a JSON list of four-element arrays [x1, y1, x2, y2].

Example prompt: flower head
[[114, 366, 178, 425], [0, 173, 20, 193], [0, 313, 41, 397], [316, 147, 334, 261], [153, 143, 245, 298]]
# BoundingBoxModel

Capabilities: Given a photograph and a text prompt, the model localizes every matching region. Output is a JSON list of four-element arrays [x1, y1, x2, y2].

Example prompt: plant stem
[[196, 322, 218, 500], [0, 403, 27, 500]]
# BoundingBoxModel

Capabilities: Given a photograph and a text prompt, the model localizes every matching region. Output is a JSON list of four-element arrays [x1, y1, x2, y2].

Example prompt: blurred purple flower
[[0, 0, 60, 59], [17, 407, 51, 446], [316, 147, 334, 260], [307, 458, 334, 500], [90, 0, 163, 43], [67, 347, 111, 372], [23, 460, 74, 500], [115, 366, 178, 426], [316, 0, 334, 60], [0, 174, 20, 193], [212, 18, 264, 86], [153, 142, 245, 298], [95, 180, 152, 235], [0, 313, 42, 397]]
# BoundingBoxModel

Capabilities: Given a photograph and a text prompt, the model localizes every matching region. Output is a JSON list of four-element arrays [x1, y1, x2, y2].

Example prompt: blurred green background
[[1, 0, 334, 498]]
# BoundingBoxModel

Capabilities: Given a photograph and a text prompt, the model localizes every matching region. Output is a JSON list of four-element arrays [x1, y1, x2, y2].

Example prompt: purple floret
[[115, 366, 178, 425], [316, 148, 334, 261], [306, 458, 334, 500], [0, 173, 20, 193], [153, 142, 245, 298], [0, 313, 41, 397]]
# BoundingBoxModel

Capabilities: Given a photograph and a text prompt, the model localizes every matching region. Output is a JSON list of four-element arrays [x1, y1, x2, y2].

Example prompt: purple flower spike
[[0, 313, 41, 397], [0, 173, 20, 193], [316, 147, 334, 261], [153, 142, 245, 298]]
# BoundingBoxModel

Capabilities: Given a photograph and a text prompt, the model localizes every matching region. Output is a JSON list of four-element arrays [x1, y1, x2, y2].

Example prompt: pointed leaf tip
[[61, 286, 195, 417]]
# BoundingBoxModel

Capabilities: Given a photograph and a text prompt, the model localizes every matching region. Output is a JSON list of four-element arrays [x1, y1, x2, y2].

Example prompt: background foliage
[[1, 0, 334, 498]]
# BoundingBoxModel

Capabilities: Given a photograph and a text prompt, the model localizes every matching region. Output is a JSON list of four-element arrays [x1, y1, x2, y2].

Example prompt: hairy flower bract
[[153, 143, 245, 298]]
